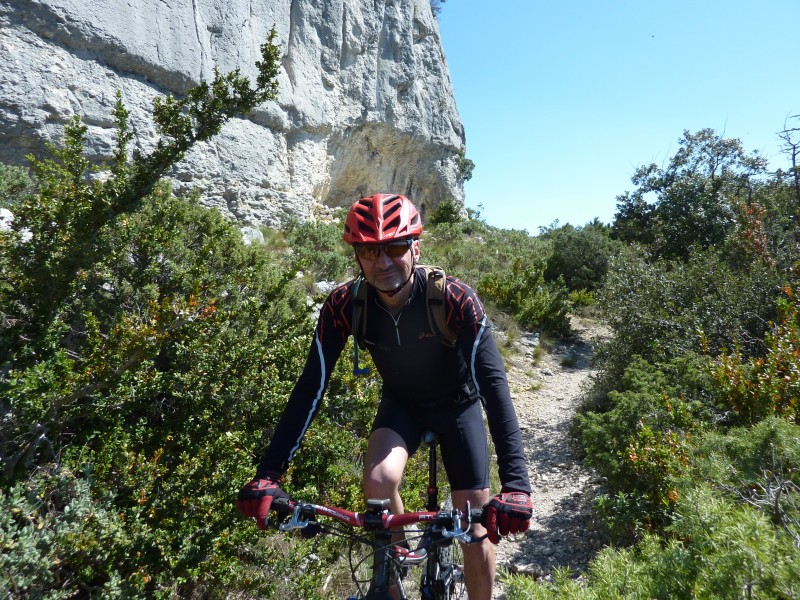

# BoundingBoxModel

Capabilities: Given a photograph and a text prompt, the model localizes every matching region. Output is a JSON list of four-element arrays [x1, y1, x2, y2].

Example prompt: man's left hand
[[485, 491, 533, 544]]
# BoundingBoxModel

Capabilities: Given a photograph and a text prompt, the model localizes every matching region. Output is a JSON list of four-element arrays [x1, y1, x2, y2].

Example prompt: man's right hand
[[484, 490, 533, 544], [236, 476, 288, 530]]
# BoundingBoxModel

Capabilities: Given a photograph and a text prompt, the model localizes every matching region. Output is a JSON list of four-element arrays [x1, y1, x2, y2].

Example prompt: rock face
[[0, 0, 466, 226]]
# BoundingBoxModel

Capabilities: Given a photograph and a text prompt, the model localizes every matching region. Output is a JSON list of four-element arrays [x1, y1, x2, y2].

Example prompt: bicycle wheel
[[349, 537, 409, 600], [348, 537, 376, 598]]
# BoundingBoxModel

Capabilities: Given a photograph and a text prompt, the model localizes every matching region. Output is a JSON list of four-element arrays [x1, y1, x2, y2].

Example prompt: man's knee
[[364, 428, 408, 495], [363, 466, 402, 496], [461, 535, 493, 566]]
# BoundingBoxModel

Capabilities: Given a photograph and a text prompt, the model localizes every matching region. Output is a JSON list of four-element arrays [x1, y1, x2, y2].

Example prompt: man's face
[[355, 238, 420, 292]]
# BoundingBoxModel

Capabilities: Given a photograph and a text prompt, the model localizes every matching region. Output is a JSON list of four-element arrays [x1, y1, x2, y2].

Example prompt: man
[[238, 194, 532, 600]]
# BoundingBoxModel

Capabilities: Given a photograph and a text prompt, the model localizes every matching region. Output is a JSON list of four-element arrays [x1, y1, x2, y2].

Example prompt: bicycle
[[269, 431, 486, 600]]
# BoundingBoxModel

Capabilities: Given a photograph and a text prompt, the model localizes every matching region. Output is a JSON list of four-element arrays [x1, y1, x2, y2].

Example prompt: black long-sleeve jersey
[[258, 267, 531, 494]]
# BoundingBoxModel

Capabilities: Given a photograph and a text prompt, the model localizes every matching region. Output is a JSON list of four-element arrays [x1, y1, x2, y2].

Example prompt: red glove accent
[[485, 491, 533, 544], [236, 475, 287, 530]]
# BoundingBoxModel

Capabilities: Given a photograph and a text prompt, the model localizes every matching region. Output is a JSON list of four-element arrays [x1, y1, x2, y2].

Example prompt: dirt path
[[491, 318, 609, 598]]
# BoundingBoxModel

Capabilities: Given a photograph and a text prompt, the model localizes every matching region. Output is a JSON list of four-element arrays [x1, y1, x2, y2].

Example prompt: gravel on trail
[[491, 318, 610, 598]]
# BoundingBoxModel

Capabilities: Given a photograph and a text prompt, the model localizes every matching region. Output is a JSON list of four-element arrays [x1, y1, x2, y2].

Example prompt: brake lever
[[439, 501, 475, 542]]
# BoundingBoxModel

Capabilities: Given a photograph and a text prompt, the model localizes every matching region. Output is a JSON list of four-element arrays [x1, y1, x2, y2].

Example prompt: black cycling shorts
[[371, 396, 490, 491]]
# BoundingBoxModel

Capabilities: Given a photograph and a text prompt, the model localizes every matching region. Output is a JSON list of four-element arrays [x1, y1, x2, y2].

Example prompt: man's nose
[[375, 248, 394, 267]]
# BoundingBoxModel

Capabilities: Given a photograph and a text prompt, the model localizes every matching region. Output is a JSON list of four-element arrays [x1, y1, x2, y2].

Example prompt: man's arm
[[447, 278, 531, 494], [448, 279, 534, 543], [256, 330, 342, 475], [238, 284, 352, 527], [469, 325, 531, 494]]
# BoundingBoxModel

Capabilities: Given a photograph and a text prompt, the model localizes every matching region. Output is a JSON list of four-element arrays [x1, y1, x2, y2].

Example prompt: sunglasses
[[354, 239, 413, 261]]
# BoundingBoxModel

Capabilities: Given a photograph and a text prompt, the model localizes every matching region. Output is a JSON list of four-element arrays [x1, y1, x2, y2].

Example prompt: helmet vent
[[384, 215, 401, 232], [383, 201, 401, 219], [355, 206, 375, 222]]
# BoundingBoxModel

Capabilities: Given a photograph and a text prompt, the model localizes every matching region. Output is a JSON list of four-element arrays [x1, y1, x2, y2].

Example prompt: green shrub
[[0, 164, 33, 207], [540, 220, 622, 292], [1, 470, 135, 598], [478, 258, 570, 337], [284, 218, 353, 284], [506, 486, 800, 599], [0, 175, 318, 592], [577, 354, 712, 532], [687, 417, 800, 543], [427, 198, 463, 226], [712, 286, 800, 424], [568, 288, 596, 309], [423, 222, 572, 336], [596, 245, 782, 390]]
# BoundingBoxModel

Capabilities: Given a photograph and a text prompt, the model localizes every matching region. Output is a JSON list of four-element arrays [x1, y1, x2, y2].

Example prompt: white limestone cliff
[[0, 0, 466, 225]]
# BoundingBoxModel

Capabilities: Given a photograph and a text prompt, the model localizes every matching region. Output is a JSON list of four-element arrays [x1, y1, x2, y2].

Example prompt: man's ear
[[412, 239, 421, 260]]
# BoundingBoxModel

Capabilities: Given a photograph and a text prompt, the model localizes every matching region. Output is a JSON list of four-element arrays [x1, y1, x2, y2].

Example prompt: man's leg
[[452, 488, 494, 600], [364, 427, 409, 525], [364, 428, 411, 600]]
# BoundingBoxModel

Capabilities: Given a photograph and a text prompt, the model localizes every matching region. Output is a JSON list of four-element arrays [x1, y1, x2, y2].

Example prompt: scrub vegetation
[[2, 30, 800, 599], [505, 125, 800, 599]]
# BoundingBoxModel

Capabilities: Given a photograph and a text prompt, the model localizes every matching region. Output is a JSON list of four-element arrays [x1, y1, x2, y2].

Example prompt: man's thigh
[[438, 401, 490, 490]]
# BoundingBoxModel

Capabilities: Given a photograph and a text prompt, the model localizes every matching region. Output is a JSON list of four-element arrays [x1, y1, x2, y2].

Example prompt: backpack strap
[[350, 276, 370, 375], [420, 265, 458, 347]]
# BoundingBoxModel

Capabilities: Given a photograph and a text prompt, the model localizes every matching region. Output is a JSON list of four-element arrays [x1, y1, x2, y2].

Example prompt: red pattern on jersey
[[445, 277, 486, 338], [318, 283, 352, 344]]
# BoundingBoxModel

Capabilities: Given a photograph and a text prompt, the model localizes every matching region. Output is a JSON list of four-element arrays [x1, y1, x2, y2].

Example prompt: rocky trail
[[491, 318, 610, 598]]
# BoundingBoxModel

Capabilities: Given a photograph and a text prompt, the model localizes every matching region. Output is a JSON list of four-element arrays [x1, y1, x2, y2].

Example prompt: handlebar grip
[[271, 497, 293, 514], [470, 507, 487, 526]]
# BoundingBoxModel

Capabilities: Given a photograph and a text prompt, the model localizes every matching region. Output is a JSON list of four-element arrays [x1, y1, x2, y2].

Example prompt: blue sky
[[437, 1, 799, 234]]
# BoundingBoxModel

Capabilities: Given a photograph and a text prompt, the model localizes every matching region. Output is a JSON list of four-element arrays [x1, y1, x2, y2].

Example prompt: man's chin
[[375, 280, 401, 291], [371, 275, 403, 291]]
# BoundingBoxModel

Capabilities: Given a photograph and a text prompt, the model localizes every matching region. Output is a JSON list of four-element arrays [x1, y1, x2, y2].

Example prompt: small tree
[[428, 197, 463, 226], [612, 129, 769, 260], [2, 28, 281, 364], [457, 149, 475, 182]]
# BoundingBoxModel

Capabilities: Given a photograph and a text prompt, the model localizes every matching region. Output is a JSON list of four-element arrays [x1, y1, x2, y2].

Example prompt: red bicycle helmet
[[343, 194, 423, 244]]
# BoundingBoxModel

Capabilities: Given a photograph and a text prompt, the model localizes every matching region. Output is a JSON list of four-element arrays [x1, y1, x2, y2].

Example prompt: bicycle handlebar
[[271, 497, 486, 541]]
